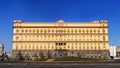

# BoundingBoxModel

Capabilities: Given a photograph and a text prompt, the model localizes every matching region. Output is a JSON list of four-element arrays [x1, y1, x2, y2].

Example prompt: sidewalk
[[45, 59, 55, 62]]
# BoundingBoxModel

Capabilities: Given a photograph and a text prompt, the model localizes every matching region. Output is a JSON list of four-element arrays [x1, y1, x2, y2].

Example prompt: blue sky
[[0, 0, 120, 52]]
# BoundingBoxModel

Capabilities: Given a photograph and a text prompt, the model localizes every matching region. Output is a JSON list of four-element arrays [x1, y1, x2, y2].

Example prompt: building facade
[[109, 45, 116, 59], [0, 44, 4, 56], [12, 20, 109, 59], [5, 52, 12, 59], [116, 46, 120, 59]]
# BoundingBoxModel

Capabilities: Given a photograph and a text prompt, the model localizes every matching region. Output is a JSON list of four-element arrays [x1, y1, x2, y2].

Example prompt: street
[[0, 62, 120, 68]]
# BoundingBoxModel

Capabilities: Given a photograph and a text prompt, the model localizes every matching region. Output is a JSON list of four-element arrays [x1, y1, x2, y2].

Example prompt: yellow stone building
[[12, 19, 109, 59]]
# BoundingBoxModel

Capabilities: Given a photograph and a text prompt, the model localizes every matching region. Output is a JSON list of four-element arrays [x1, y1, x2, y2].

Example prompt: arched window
[[102, 30, 105, 32], [52, 30, 54, 33], [75, 30, 77, 33], [37, 30, 39, 33], [36, 45, 38, 50], [32, 45, 34, 49], [86, 30, 88, 34], [83, 30, 84, 33], [25, 45, 27, 49], [33, 30, 35, 33], [64, 30, 65, 32], [16, 36, 19, 40], [25, 30, 28, 33], [98, 30, 100, 33], [94, 30, 96, 33], [44, 46, 46, 49], [21, 45, 23, 49], [90, 30, 92, 33], [29, 45, 31, 49], [79, 30, 81, 33], [48, 30, 50, 33], [16, 46, 18, 50], [21, 29, 24, 33], [16, 30, 19, 33], [29, 30, 31, 33], [68, 30, 69, 33], [68, 46, 70, 48], [56, 30, 58, 33], [41, 30, 43, 33]]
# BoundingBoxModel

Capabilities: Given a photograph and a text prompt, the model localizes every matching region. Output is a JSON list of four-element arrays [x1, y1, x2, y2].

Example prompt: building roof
[[13, 19, 108, 27]]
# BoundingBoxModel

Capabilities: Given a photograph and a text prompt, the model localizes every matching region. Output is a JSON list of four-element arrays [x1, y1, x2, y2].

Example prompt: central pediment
[[55, 19, 66, 27], [58, 19, 64, 23]]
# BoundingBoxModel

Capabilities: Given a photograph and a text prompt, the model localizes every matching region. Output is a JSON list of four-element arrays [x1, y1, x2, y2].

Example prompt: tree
[[47, 51, 51, 58], [0, 53, 4, 61], [17, 51, 24, 60], [40, 51, 44, 59], [4, 52, 8, 61], [110, 56, 114, 60], [25, 53, 30, 61]]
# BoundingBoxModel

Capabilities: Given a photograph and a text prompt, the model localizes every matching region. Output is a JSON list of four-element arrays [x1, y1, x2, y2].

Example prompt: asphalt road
[[0, 63, 120, 68]]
